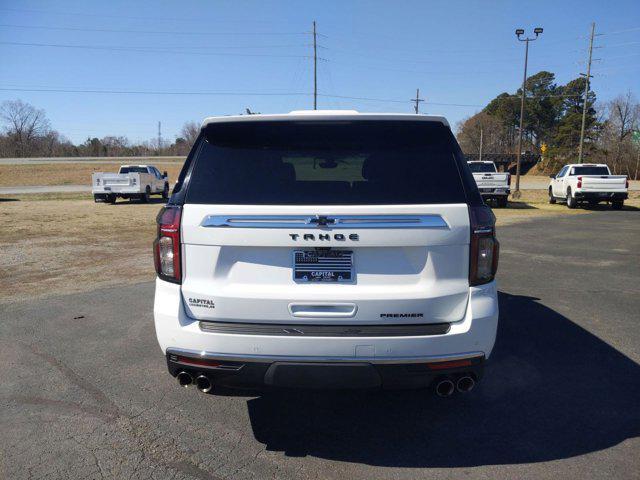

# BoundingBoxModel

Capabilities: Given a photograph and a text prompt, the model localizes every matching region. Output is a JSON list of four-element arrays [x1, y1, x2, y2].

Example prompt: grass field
[[2, 190, 637, 303], [0, 162, 185, 187]]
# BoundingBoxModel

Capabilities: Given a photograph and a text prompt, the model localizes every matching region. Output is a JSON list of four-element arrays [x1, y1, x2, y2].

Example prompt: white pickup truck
[[549, 163, 628, 209], [92, 165, 170, 203], [467, 161, 510, 208]]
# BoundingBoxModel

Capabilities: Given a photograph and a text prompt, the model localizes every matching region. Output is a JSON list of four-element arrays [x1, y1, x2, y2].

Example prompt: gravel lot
[[1, 210, 639, 479]]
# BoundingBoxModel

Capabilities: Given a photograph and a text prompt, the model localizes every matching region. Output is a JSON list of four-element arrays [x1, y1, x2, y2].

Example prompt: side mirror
[[163, 171, 168, 178], [549, 174, 556, 179]]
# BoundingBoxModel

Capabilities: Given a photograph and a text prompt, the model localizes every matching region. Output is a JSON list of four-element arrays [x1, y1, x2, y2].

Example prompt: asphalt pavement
[[1, 210, 639, 479]]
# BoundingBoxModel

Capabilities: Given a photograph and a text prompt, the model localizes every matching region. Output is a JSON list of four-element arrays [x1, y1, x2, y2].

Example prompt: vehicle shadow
[[245, 291, 640, 467], [582, 203, 640, 212]]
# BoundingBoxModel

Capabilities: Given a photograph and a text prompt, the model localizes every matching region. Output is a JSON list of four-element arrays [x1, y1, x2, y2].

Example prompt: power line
[[0, 7, 275, 24], [0, 23, 309, 36], [0, 87, 311, 96], [0, 41, 312, 58], [600, 26, 640, 35], [318, 93, 483, 107], [601, 41, 640, 48], [0, 85, 486, 107]]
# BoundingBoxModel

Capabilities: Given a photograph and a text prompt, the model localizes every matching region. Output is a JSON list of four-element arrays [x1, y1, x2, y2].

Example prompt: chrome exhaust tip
[[435, 379, 455, 397], [456, 375, 476, 393], [176, 371, 193, 388], [195, 375, 212, 393]]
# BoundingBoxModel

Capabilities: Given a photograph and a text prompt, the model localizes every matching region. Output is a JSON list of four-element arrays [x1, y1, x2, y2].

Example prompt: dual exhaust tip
[[435, 375, 475, 397], [176, 371, 212, 393]]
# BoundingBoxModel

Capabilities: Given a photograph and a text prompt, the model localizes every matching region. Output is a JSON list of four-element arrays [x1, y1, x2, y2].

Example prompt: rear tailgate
[[93, 173, 141, 193], [180, 205, 470, 325], [472, 173, 509, 189], [580, 175, 627, 192]]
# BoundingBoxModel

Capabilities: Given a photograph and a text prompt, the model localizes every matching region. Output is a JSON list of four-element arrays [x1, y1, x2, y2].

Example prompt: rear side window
[[120, 166, 148, 174], [468, 163, 496, 173], [185, 120, 468, 205], [570, 166, 610, 176]]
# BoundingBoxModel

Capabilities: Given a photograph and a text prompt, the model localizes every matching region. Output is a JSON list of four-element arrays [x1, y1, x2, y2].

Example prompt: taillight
[[153, 205, 182, 283], [469, 205, 499, 286], [577, 176, 582, 188]]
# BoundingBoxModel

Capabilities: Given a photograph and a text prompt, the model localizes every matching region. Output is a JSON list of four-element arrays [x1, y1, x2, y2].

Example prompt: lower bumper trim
[[166, 347, 485, 365]]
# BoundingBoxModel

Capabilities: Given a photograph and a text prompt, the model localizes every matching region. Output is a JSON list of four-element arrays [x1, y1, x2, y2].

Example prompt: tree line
[[0, 99, 200, 158], [456, 71, 640, 178]]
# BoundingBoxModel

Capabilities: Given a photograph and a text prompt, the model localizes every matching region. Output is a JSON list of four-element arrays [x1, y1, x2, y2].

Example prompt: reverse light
[[153, 205, 182, 283], [469, 205, 499, 286]]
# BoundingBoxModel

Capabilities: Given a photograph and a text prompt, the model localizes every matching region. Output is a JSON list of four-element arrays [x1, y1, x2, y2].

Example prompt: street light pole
[[513, 27, 543, 199]]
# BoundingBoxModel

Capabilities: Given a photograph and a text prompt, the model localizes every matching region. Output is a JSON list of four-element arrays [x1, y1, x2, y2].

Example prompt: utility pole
[[513, 27, 543, 199], [411, 88, 424, 114], [157, 121, 162, 154], [479, 128, 484, 161], [578, 22, 596, 164], [313, 21, 317, 110]]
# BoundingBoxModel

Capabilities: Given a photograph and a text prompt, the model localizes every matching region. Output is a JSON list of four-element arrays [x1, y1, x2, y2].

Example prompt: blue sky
[[1, 0, 638, 144]]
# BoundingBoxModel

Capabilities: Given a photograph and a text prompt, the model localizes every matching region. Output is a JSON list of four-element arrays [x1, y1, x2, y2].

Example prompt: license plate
[[104, 187, 111, 191], [599, 192, 610, 197], [293, 250, 353, 283]]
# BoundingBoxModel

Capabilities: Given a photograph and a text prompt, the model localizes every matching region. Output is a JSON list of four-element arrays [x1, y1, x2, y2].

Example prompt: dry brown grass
[[1, 199, 160, 303], [0, 162, 184, 187], [493, 189, 640, 225]]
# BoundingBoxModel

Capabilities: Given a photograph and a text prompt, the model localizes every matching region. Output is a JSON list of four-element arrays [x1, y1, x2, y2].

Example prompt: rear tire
[[141, 186, 150, 203], [162, 183, 169, 200], [108, 194, 116, 204], [549, 187, 556, 204], [566, 189, 576, 209], [612, 200, 624, 210], [496, 196, 508, 208]]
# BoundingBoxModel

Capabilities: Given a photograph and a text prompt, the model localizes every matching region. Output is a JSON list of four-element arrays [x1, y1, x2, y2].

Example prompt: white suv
[[153, 111, 499, 396]]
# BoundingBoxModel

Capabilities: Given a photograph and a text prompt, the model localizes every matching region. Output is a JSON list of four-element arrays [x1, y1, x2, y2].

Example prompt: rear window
[[185, 120, 468, 205], [120, 166, 148, 174], [468, 163, 496, 173], [570, 166, 610, 176]]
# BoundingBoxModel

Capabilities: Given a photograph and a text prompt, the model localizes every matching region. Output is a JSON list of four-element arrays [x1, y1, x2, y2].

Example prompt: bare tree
[[180, 121, 200, 147], [456, 112, 515, 155], [597, 92, 639, 176], [0, 100, 51, 157]]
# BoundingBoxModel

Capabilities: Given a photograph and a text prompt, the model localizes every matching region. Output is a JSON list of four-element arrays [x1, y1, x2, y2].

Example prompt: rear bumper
[[93, 188, 143, 195], [166, 350, 485, 390], [154, 278, 498, 389], [574, 191, 628, 200], [479, 188, 510, 197]]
